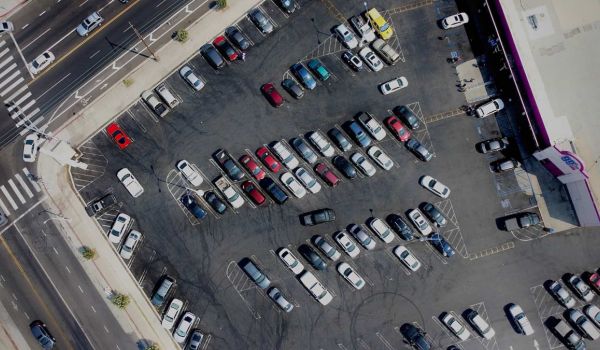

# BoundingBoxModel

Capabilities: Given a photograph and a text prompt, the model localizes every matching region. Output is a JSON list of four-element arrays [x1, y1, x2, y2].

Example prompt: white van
[[155, 84, 179, 109]]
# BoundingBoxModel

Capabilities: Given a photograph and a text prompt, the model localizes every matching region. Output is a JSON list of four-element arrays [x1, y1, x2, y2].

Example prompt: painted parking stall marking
[[469, 302, 499, 350], [225, 261, 262, 320], [70, 139, 108, 192]]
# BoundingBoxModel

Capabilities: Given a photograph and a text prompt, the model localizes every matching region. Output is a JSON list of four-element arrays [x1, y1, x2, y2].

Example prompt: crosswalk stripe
[[0, 185, 18, 210], [20, 116, 45, 136], [16, 99, 35, 114], [0, 62, 16, 80], [0, 41, 5, 49], [7, 91, 32, 112], [16, 108, 41, 127], [0, 56, 13, 70], [22, 168, 41, 192], [0, 48, 9, 58], [0, 197, 10, 216], [0, 70, 19, 90], [14, 174, 34, 198], [0, 76, 25, 97], [8, 179, 26, 204], [3, 85, 27, 104]]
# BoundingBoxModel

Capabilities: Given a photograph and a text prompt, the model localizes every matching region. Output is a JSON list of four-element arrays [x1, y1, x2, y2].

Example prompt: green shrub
[[81, 246, 96, 260], [176, 29, 189, 43], [111, 293, 130, 309], [216, 0, 227, 9]]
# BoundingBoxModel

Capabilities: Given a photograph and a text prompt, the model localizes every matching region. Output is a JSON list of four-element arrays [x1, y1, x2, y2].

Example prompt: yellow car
[[366, 8, 393, 40]]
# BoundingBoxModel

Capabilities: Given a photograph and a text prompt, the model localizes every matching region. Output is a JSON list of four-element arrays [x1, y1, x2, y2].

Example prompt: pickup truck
[[349, 15, 376, 45], [213, 176, 245, 209], [87, 194, 117, 216], [299, 271, 333, 305], [504, 212, 540, 231]]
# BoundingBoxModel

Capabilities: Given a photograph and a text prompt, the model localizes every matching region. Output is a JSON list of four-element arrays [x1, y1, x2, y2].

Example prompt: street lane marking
[[15, 107, 41, 125], [7, 91, 31, 112], [21, 27, 52, 51], [39, 11, 47, 16], [78, 285, 84, 293], [14, 174, 34, 198], [3, 84, 27, 104], [0, 62, 17, 80], [0, 77, 25, 97], [8, 33, 33, 79], [19, 117, 44, 136], [0, 41, 4, 48], [36, 73, 71, 100], [0, 186, 18, 210], [0, 55, 13, 70], [0, 70, 19, 90], [16, 99, 35, 114], [0, 48, 8, 58], [89, 50, 101, 59]]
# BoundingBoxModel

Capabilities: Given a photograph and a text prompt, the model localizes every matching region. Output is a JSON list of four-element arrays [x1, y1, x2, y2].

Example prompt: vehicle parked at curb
[[490, 158, 519, 173], [161, 298, 183, 330], [334, 230, 360, 258], [385, 115, 411, 142], [179, 66, 205, 91], [177, 160, 203, 186], [441, 312, 471, 340], [421, 202, 447, 227], [259, 177, 289, 204], [294, 167, 321, 193], [120, 230, 142, 260], [76, 12, 103, 36], [406, 138, 433, 161], [387, 214, 414, 241], [173, 312, 196, 343], [188, 329, 204, 350], [351, 152, 376, 177], [332, 156, 357, 179], [117, 168, 144, 198], [290, 63, 317, 90], [393, 105, 420, 129], [141, 90, 168, 117], [213, 35, 238, 61], [476, 98, 505, 118], [337, 262, 365, 290], [282, 79, 304, 99], [240, 258, 270, 289], [348, 224, 376, 250], [276, 0, 296, 14], [151, 275, 175, 306], [29, 51, 55, 75], [359, 47, 383, 72], [328, 127, 353, 151], [313, 235, 341, 261], [249, 9, 273, 34], [315, 162, 340, 187], [419, 175, 450, 198], [367, 146, 393, 170], [334, 23, 358, 49], [298, 244, 326, 270], [442, 12, 469, 29], [549, 280, 576, 307], [301, 208, 335, 226], [23, 133, 40, 162], [277, 247, 304, 275], [308, 131, 335, 157], [503, 212, 541, 231], [466, 309, 495, 339], [225, 26, 250, 51], [430, 233, 455, 257], [408, 209, 432, 235], [307, 59, 331, 81], [508, 303, 534, 335], [268, 287, 294, 312], [155, 84, 179, 109], [298, 271, 333, 305], [341, 50, 364, 71], [280, 172, 306, 198], [393, 246, 421, 271]]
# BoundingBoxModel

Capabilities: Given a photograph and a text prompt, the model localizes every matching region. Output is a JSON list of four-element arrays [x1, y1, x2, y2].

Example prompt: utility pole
[[129, 22, 158, 61]]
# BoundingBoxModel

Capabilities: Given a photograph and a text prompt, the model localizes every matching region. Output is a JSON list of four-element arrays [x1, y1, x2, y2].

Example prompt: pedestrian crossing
[[0, 168, 42, 216], [0, 39, 43, 136]]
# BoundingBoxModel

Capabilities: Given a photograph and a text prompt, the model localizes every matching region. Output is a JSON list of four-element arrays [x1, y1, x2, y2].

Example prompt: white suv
[[308, 131, 335, 157], [76, 12, 103, 36], [476, 98, 504, 118]]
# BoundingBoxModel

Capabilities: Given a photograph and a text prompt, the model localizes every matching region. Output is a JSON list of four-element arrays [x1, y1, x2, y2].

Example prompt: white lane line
[[7, 91, 32, 112], [19, 116, 44, 135], [78, 285, 84, 293], [21, 27, 52, 51], [53, 247, 59, 255], [90, 305, 96, 313], [3, 84, 27, 104], [79, 0, 89, 7], [89, 50, 101, 59], [0, 48, 8, 58], [0, 186, 18, 210], [22, 168, 41, 192], [0, 63, 17, 80], [0, 77, 25, 97], [14, 174, 34, 198], [39, 11, 46, 16], [8, 180, 26, 204], [0, 71, 20, 89], [21, 24, 29, 30], [0, 198, 10, 216], [15, 108, 40, 126], [42, 28, 76, 55], [156, 0, 168, 7], [9, 33, 34, 79], [36, 73, 70, 100], [0, 55, 13, 70]]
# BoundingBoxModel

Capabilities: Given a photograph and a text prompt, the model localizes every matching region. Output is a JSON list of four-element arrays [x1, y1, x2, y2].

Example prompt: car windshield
[[380, 23, 390, 31]]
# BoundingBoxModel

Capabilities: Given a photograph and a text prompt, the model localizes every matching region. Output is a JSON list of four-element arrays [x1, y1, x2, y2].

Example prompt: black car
[[225, 27, 250, 51], [291, 137, 317, 164], [421, 202, 447, 227], [406, 139, 433, 161], [181, 194, 207, 220], [201, 44, 225, 69], [281, 79, 304, 99], [341, 50, 363, 71], [203, 191, 227, 214], [400, 323, 431, 350], [276, 0, 296, 13], [30, 320, 55, 349], [213, 36, 238, 61], [328, 127, 352, 151], [386, 214, 414, 241], [393, 105, 420, 130], [298, 244, 326, 270], [332, 155, 357, 179], [214, 149, 245, 181], [301, 208, 336, 226], [259, 177, 288, 204]]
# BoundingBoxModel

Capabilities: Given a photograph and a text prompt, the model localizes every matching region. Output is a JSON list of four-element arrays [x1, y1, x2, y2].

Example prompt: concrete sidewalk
[[36, 0, 262, 348]]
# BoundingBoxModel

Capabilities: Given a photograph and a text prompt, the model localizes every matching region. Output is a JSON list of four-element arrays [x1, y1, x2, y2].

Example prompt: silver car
[[348, 224, 376, 250], [76, 12, 103, 36], [249, 9, 273, 34], [313, 235, 341, 261], [268, 287, 294, 312]]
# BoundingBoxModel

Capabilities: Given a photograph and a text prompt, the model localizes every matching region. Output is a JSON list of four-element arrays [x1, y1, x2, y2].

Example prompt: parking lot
[[69, 0, 600, 349]]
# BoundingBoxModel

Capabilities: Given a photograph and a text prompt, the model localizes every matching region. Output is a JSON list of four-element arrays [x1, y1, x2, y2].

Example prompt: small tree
[[81, 246, 97, 260], [111, 292, 130, 309], [123, 78, 134, 87], [216, 0, 227, 9], [176, 29, 188, 43], [145, 344, 159, 350]]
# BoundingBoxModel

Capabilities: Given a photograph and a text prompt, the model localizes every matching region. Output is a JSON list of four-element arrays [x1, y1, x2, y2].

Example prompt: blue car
[[291, 63, 316, 90], [259, 177, 289, 204], [346, 121, 372, 147], [181, 194, 207, 220], [430, 233, 455, 257], [307, 59, 330, 81]]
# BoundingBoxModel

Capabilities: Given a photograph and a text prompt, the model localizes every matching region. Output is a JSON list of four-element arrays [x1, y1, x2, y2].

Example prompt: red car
[[213, 35, 238, 61], [106, 122, 132, 150], [241, 181, 266, 205], [385, 115, 411, 142], [256, 146, 281, 173], [315, 163, 340, 187], [589, 272, 600, 293], [239, 155, 266, 180], [261, 83, 284, 107]]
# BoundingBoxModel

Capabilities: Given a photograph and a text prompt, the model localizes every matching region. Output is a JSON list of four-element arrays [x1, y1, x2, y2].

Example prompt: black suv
[[298, 244, 326, 270], [400, 323, 430, 350], [386, 214, 414, 241], [301, 208, 336, 226], [260, 177, 288, 204], [214, 149, 245, 181]]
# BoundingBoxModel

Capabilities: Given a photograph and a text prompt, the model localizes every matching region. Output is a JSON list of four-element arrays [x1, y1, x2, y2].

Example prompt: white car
[[419, 175, 450, 199], [467, 310, 496, 340], [337, 262, 365, 290], [117, 168, 144, 198], [313, 235, 341, 261], [0, 20, 14, 33], [349, 15, 376, 43], [308, 131, 335, 157], [441, 312, 471, 340], [108, 213, 131, 244], [23, 134, 40, 163], [408, 209, 433, 236], [76, 12, 103, 36], [299, 271, 333, 305], [29, 51, 55, 75], [141, 90, 168, 117], [350, 153, 376, 177], [119, 230, 142, 260], [549, 281, 576, 308], [173, 311, 196, 343], [161, 298, 183, 330], [368, 217, 394, 243], [569, 308, 600, 340], [333, 230, 360, 258], [334, 23, 358, 49], [393, 246, 421, 272], [508, 304, 534, 335], [441, 12, 469, 29], [268, 287, 294, 312], [367, 146, 393, 170], [179, 66, 205, 91], [271, 141, 299, 169], [476, 98, 504, 118], [357, 113, 386, 141], [380, 76, 408, 95], [568, 275, 594, 302], [584, 304, 600, 328], [222, 185, 245, 209], [280, 172, 306, 198], [176, 160, 203, 187], [277, 247, 304, 275], [294, 167, 321, 194], [358, 47, 383, 72], [348, 224, 376, 250]]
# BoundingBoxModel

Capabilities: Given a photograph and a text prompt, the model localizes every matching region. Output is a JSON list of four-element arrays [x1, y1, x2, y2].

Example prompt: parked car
[[291, 137, 318, 164], [569, 308, 600, 340], [334, 23, 359, 49], [307, 59, 331, 81], [271, 141, 299, 169], [441, 312, 471, 340], [387, 214, 414, 241], [240, 258, 270, 289], [203, 191, 227, 214], [490, 158, 519, 173], [294, 167, 321, 193], [259, 177, 288, 204], [173, 312, 196, 343], [430, 233, 455, 257], [177, 160, 203, 186], [249, 9, 273, 34], [588, 273, 600, 293], [584, 304, 600, 328], [179, 66, 205, 91], [328, 127, 353, 151], [261, 83, 284, 107], [290, 63, 317, 90], [385, 115, 411, 142], [549, 280, 576, 308], [225, 26, 250, 51], [366, 8, 393, 39], [380, 77, 408, 95], [346, 121, 372, 147], [406, 138, 433, 161], [241, 181, 266, 205], [337, 262, 365, 290], [161, 298, 183, 330], [408, 208, 433, 235], [341, 50, 364, 71], [476, 98, 505, 118], [76, 12, 103, 36], [298, 244, 327, 270], [368, 217, 394, 243], [214, 149, 245, 181], [367, 146, 393, 170], [201, 44, 225, 69], [213, 35, 238, 61], [29, 51, 55, 75], [393, 105, 420, 129], [141, 90, 168, 117], [282, 78, 304, 99], [421, 202, 447, 227], [349, 15, 376, 43], [348, 224, 376, 250], [301, 208, 335, 226], [553, 318, 586, 350], [298, 271, 333, 305], [332, 156, 357, 179], [393, 246, 421, 271], [117, 168, 144, 198], [350, 152, 376, 177], [442, 12, 469, 29], [371, 38, 400, 65], [308, 131, 335, 157], [334, 230, 360, 258], [567, 275, 594, 302], [120, 230, 142, 260], [466, 309, 495, 339], [314, 163, 340, 187], [503, 212, 541, 230], [357, 112, 386, 141], [239, 155, 266, 180], [214, 176, 245, 209], [181, 194, 207, 220], [155, 84, 178, 109], [400, 323, 431, 350], [313, 235, 341, 261], [280, 172, 307, 198], [358, 47, 383, 72], [508, 303, 534, 335], [419, 175, 450, 198], [268, 287, 294, 312], [29, 320, 55, 349], [23, 134, 40, 162], [151, 275, 175, 306], [276, 0, 296, 14], [188, 329, 204, 350], [256, 146, 281, 173], [478, 137, 509, 154], [277, 247, 304, 275]]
